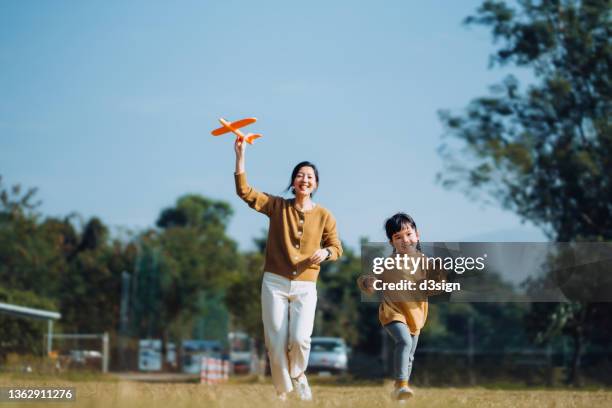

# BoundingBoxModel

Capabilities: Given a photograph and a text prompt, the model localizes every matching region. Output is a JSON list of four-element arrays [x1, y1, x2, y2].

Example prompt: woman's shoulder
[[268, 195, 291, 209]]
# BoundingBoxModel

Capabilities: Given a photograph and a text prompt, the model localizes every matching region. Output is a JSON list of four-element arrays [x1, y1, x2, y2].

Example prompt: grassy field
[[1, 377, 612, 407]]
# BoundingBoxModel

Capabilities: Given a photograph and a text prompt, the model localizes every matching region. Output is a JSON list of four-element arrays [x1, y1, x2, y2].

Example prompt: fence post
[[47, 320, 53, 356], [102, 332, 109, 373]]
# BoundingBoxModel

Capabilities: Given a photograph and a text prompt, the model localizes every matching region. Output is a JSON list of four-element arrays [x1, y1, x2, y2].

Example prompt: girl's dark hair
[[285, 161, 319, 196], [384, 212, 422, 252]]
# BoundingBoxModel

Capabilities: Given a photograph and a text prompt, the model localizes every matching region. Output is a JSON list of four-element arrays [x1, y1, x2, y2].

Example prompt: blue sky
[[0, 0, 546, 251]]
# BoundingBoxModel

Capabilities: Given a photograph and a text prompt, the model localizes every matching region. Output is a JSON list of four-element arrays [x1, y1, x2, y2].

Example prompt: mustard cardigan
[[235, 172, 342, 281]]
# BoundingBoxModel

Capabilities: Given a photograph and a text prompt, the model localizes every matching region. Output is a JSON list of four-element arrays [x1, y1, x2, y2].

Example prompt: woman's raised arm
[[234, 138, 245, 174], [233, 138, 278, 216]]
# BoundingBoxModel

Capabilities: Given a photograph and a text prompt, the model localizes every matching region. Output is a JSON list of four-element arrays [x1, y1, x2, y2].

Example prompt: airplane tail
[[244, 133, 262, 144]]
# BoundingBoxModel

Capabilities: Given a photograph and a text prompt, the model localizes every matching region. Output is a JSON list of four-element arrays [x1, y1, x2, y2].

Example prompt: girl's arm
[[233, 138, 278, 216]]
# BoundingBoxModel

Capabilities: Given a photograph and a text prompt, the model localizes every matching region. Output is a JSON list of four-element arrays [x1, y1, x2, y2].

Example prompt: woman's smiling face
[[293, 166, 317, 197]]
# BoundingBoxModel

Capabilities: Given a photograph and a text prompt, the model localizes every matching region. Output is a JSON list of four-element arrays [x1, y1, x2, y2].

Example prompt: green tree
[[438, 0, 611, 385], [225, 251, 265, 348], [0, 177, 65, 297], [224, 231, 267, 354], [137, 194, 240, 364], [0, 287, 57, 361], [130, 236, 165, 338], [317, 244, 364, 347], [0, 177, 63, 358], [1, 175, 136, 344]]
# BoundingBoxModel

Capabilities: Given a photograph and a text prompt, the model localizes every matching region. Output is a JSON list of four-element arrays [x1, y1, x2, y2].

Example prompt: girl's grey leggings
[[384, 321, 419, 381]]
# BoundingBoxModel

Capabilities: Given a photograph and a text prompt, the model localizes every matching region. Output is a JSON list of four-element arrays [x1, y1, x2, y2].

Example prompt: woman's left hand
[[309, 248, 329, 265]]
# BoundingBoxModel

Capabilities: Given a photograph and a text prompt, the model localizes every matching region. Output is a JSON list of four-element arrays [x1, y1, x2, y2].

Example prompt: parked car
[[66, 350, 103, 370], [307, 337, 349, 375], [182, 340, 223, 374], [229, 332, 255, 375]]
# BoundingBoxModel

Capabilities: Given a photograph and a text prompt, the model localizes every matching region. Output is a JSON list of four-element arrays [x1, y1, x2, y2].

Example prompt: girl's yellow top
[[358, 255, 445, 335]]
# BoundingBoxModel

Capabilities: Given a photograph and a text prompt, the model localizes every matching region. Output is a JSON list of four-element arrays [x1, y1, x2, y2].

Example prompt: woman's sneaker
[[391, 385, 414, 401], [292, 375, 312, 401]]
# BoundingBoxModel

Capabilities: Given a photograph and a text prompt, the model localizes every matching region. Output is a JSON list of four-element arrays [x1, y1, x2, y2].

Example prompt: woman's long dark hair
[[285, 161, 319, 196]]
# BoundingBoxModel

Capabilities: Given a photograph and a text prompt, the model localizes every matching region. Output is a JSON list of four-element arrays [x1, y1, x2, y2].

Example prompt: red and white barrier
[[200, 357, 230, 385]]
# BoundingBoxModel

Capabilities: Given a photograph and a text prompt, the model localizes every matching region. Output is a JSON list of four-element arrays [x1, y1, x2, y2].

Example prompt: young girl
[[233, 138, 343, 401], [358, 213, 443, 401]]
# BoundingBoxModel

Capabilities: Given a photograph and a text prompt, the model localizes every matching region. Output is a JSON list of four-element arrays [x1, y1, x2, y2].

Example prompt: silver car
[[307, 337, 349, 374]]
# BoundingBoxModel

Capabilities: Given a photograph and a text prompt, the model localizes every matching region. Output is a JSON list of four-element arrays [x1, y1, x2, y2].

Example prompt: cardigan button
[[292, 271, 297, 276]]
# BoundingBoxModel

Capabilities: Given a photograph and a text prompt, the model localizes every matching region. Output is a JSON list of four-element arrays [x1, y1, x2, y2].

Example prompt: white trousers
[[261, 272, 317, 393]]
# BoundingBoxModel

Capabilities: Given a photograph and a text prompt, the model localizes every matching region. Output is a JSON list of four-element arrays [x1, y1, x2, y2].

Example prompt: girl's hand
[[309, 248, 329, 265], [362, 276, 377, 294]]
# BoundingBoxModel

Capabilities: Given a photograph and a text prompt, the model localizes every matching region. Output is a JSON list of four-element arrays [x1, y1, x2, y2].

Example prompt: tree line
[[1, 175, 610, 385]]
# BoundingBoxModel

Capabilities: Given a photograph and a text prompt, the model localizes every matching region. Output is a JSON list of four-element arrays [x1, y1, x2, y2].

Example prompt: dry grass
[[1, 378, 611, 408]]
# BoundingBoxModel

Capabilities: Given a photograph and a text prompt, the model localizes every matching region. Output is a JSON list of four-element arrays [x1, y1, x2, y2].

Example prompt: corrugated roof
[[0, 301, 61, 320]]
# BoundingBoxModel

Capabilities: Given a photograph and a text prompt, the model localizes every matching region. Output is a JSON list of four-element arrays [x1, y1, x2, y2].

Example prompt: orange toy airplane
[[211, 117, 263, 144]]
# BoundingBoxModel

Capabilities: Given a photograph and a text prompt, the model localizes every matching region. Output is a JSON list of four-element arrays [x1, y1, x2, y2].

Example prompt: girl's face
[[293, 166, 317, 197], [390, 224, 420, 254]]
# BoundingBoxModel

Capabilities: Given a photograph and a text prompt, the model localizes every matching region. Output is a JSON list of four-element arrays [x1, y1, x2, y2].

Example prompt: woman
[[234, 138, 342, 401]]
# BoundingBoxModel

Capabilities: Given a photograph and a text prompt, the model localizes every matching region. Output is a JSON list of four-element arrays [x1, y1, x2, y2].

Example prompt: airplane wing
[[228, 118, 256, 129], [211, 126, 231, 136], [211, 118, 256, 136]]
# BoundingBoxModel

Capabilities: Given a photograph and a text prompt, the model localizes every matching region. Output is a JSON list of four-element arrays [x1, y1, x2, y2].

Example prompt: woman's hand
[[309, 248, 329, 265], [234, 138, 245, 157], [235, 138, 245, 174]]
